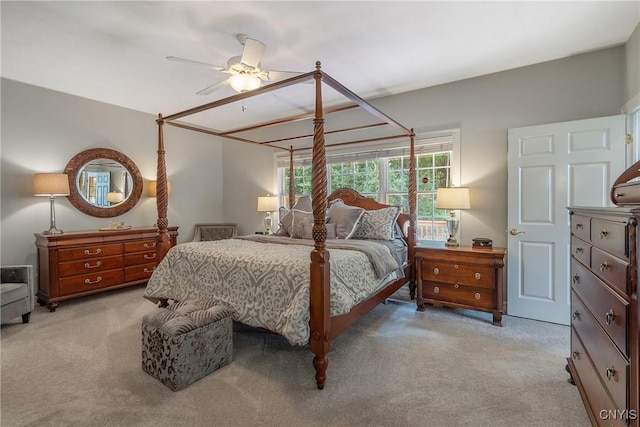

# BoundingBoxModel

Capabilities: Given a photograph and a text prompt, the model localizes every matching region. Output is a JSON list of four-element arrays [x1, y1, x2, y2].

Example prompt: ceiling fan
[[167, 34, 301, 95]]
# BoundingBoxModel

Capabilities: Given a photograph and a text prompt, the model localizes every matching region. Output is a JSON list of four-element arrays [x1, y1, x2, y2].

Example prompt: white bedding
[[144, 236, 400, 345]]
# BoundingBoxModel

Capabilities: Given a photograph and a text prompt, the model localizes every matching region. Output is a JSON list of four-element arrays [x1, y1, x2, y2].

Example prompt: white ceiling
[[2, 1, 639, 130]]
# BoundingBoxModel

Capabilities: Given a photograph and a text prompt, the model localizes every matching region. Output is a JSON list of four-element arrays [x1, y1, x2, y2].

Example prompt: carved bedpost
[[156, 113, 171, 262], [289, 146, 295, 208], [309, 61, 331, 390], [408, 130, 417, 297]]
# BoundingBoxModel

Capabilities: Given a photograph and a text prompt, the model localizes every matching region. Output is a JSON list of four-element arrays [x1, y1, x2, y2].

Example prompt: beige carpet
[[1, 286, 589, 427]]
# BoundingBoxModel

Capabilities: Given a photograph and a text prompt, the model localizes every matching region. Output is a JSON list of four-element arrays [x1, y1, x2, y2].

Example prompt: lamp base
[[264, 212, 273, 235], [43, 227, 64, 235], [445, 237, 459, 247]]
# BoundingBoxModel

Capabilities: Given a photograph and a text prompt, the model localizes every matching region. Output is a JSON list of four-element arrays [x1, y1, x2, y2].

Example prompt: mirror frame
[[64, 148, 143, 218]]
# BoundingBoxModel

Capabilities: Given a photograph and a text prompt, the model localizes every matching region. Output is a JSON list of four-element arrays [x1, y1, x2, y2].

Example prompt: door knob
[[509, 228, 525, 235]]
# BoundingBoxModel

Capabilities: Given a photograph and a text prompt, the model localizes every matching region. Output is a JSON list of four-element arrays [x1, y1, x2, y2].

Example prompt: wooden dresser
[[35, 226, 178, 311], [415, 243, 506, 326], [568, 207, 638, 426]]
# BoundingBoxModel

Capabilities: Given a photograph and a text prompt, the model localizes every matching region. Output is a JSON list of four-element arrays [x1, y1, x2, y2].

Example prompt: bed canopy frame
[[155, 61, 417, 389]]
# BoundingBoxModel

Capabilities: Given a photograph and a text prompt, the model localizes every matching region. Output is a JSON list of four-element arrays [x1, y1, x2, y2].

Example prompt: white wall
[[222, 46, 625, 248], [1, 79, 225, 266]]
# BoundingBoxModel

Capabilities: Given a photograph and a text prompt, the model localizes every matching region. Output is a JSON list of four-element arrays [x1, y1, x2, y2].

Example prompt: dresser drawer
[[571, 260, 628, 355], [571, 236, 591, 266], [58, 269, 124, 296], [572, 293, 629, 410], [422, 281, 495, 309], [420, 261, 494, 289], [124, 251, 157, 266], [591, 218, 628, 260], [58, 243, 123, 261], [58, 255, 124, 278], [125, 239, 157, 253], [125, 263, 156, 282], [571, 214, 591, 242], [570, 328, 627, 427], [591, 247, 629, 297]]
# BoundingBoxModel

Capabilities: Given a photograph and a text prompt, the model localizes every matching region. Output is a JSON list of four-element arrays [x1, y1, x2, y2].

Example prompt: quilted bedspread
[[144, 236, 400, 345]]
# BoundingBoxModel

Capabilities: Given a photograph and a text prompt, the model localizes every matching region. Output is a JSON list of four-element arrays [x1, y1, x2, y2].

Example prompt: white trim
[[622, 92, 640, 115]]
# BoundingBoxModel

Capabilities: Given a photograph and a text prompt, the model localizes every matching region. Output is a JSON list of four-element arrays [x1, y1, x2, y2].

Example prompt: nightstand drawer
[[422, 281, 495, 309], [420, 261, 494, 289]]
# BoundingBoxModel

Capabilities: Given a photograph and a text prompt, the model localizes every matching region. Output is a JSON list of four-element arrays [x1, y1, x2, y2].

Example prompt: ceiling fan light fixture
[[229, 74, 262, 93]]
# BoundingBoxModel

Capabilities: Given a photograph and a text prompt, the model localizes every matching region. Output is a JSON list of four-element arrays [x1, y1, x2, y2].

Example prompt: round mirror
[[64, 148, 143, 218]]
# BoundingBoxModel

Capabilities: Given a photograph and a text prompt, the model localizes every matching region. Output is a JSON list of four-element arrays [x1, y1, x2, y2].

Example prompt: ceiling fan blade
[[240, 38, 266, 69], [196, 78, 230, 95], [167, 56, 226, 72]]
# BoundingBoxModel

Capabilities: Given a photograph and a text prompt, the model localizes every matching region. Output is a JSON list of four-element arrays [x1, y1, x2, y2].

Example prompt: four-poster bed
[[149, 62, 417, 389]]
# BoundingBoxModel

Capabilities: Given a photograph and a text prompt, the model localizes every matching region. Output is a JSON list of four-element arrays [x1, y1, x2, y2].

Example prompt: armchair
[[1, 265, 34, 324]]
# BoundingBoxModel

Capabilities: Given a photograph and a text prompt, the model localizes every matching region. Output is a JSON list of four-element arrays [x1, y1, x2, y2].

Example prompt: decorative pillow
[[352, 206, 401, 241], [302, 221, 337, 240], [276, 196, 312, 236], [326, 199, 365, 239], [290, 209, 314, 239]]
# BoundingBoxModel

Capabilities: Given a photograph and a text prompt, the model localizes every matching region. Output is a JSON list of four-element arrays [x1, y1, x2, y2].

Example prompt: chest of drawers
[[35, 226, 178, 311], [415, 243, 506, 326], [568, 207, 638, 426]]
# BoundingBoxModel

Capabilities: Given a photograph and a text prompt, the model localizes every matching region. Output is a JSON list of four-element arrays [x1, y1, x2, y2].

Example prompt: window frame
[[275, 130, 461, 242]]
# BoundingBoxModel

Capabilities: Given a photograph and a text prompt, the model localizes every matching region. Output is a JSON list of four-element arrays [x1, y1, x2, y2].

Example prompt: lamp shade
[[436, 187, 471, 210], [33, 173, 70, 196], [257, 196, 278, 212], [229, 74, 262, 93], [147, 181, 171, 197], [107, 191, 124, 203]]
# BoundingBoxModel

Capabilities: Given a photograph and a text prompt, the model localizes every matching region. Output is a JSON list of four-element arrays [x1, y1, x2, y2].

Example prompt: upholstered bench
[[141, 299, 233, 391]]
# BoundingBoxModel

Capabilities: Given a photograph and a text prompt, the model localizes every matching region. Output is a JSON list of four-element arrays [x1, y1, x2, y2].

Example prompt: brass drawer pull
[[83, 261, 102, 269], [144, 254, 156, 260], [433, 286, 439, 294], [600, 229, 608, 239], [572, 310, 579, 320], [84, 276, 102, 285], [572, 350, 580, 360], [474, 273, 481, 280], [84, 248, 102, 256], [144, 267, 155, 273], [454, 284, 459, 289], [599, 261, 609, 272], [474, 293, 481, 300], [144, 242, 156, 249], [605, 366, 616, 381], [433, 268, 439, 275], [605, 309, 615, 325], [454, 264, 459, 270]]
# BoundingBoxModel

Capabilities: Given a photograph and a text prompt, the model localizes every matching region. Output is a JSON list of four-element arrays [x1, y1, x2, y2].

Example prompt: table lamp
[[257, 196, 278, 234], [436, 187, 471, 247], [33, 173, 71, 235]]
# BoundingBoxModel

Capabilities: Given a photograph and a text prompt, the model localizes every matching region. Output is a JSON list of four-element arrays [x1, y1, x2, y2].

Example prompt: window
[[276, 132, 458, 242]]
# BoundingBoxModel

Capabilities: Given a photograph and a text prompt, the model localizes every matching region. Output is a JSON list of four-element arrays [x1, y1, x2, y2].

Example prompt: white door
[[507, 115, 626, 324]]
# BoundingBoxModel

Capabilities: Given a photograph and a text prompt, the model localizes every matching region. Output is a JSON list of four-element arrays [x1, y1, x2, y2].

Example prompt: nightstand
[[415, 242, 506, 325]]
